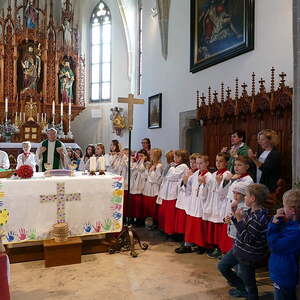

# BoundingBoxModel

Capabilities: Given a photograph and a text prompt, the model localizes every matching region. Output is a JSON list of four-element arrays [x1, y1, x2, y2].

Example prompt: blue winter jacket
[[267, 219, 300, 288]]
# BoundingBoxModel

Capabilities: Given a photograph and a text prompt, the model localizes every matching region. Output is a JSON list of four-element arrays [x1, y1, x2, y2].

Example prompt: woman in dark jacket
[[248, 129, 281, 192]]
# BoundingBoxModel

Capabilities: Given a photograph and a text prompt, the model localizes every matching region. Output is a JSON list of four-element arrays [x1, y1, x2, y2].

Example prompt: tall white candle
[[99, 156, 105, 171], [90, 156, 97, 172], [60, 102, 63, 117], [68, 101, 71, 116], [5, 97, 8, 113], [52, 101, 55, 115], [19, 112, 22, 120], [23, 112, 26, 122], [15, 112, 17, 122], [37, 112, 39, 123]]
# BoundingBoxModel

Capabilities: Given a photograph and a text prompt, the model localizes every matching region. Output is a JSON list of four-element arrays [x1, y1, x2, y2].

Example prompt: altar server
[[142, 148, 163, 221], [174, 153, 200, 234], [220, 156, 254, 254], [16, 141, 37, 171], [36, 128, 67, 171], [176, 155, 212, 253], [202, 152, 232, 257], [0, 149, 10, 169], [129, 149, 149, 220], [158, 149, 189, 235]]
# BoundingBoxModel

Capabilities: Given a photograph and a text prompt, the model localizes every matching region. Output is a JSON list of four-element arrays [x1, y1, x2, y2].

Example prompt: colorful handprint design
[[84, 223, 92, 233], [93, 221, 102, 232], [6, 231, 16, 242], [0, 209, 9, 226], [113, 211, 122, 220], [18, 228, 27, 240], [103, 219, 112, 231]]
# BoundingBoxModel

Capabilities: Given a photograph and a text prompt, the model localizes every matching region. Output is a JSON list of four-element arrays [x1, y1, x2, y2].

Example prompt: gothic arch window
[[90, 1, 111, 102]]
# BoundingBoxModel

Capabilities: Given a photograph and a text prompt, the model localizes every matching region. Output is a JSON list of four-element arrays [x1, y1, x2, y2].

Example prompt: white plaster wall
[[132, 0, 293, 152], [71, 0, 131, 151]]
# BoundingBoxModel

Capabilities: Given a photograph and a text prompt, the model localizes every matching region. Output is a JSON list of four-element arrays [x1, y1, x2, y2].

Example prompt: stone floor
[[10, 229, 274, 300]]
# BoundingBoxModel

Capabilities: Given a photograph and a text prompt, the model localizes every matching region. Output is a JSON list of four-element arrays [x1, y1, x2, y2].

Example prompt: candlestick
[[90, 156, 97, 172], [60, 102, 63, 117], [5, 97, 8, 113], [99, 156, 105, 171], [52, 101, 55, 115]]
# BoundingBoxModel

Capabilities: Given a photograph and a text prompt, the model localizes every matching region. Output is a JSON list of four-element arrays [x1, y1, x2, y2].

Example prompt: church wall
[[71, 0, 132, 151], [132, 0, 293, 153]]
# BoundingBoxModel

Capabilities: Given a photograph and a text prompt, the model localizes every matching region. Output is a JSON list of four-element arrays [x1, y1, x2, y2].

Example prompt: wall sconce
[[151, 7, 158, 18]]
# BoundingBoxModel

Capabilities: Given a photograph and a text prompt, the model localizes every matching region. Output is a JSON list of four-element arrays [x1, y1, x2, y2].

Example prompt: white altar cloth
[[0, 173, 123, 244], [0, 142, 79, 149]]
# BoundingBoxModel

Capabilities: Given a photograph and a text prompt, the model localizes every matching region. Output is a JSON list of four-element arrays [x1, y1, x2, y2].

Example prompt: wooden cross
[[40, 183, 81, 223], [118, 94, 144, 130]]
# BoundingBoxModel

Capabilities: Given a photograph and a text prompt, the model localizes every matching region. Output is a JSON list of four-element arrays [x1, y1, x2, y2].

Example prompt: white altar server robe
[[16, 152, 37, 171], [202, 170, 232, 223], [157, 163, 189, 201], [186, 170, 212, 218], [175, 170, 193, 211], [143, 163, 163, 197], [130, 160, 146, 194], [0, 150, 10, 169]]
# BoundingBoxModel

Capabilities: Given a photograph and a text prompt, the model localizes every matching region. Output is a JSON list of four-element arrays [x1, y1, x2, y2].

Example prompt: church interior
[[0, 0, 298, 299]]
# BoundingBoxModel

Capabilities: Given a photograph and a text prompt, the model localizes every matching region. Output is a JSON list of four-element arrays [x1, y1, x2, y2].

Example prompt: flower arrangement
[[16, 165, 34, 179], [0, 121, 19, 142]]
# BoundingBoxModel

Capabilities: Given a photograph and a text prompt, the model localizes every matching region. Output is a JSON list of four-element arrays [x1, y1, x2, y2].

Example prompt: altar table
[[0, 173, 124, 244]]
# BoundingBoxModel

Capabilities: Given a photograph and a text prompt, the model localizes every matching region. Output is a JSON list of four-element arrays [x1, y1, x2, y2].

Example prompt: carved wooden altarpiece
[[196, 68, 292, 188], [0, 0, 85, 143]]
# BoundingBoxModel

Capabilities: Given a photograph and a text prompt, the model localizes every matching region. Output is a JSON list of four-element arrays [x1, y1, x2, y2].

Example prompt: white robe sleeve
[[165, 164, 188, 182], [0, 151, 10, 169]]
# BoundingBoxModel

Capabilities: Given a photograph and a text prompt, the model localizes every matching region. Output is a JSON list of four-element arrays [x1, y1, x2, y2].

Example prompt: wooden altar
[[0, 0, 85, 144], [196, 68, 292, 187]]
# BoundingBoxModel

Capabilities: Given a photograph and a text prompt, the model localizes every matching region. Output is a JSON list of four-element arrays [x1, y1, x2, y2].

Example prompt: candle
[[23, 112, 26, 122], [99, 156, 105, 171], [19, 112, 22, 120], [90, 156, 97, 172], [52, 101, 55, 115], [5, 97, 8, 113], [37, 112, 39, 123], [60, 102, 63, 117], [68, 101, 71, 116]]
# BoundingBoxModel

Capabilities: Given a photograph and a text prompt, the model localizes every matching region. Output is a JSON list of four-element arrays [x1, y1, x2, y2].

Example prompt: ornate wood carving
[[0, 0, 86, 143], [196, 68, 292, 185]]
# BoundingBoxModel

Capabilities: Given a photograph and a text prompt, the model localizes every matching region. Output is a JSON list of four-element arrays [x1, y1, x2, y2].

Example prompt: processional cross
[[118, 93, 144, 195], [40, 183, 81, 223], [118, 94, 144, 130]]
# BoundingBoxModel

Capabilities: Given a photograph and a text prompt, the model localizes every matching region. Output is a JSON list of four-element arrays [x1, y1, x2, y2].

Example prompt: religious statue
[[110, 107, 126, 136], [24, 0, 38, 29], [59, 61, 75, 103], [21, 45, 41, 92], [62, 19, 72, 48]]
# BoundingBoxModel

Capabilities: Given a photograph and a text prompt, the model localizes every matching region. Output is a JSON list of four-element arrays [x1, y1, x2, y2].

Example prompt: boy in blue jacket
[[267, 189, 300, 300]]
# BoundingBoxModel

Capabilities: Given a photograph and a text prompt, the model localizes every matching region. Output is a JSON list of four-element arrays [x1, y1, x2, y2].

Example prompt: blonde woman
[[142, 148, 163, 221], [248, 129, 281, 192]]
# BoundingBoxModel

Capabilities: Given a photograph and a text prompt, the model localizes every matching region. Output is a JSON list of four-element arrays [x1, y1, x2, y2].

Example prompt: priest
[[36, 128, 67, 171]]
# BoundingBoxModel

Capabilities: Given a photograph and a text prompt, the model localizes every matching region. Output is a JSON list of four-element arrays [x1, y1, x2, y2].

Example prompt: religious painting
[[190, 0, 254, 73], [148, 93, 162, 129]]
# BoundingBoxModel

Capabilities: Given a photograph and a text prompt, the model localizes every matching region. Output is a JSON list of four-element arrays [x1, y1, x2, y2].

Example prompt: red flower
[[16, 165, 34, 179]]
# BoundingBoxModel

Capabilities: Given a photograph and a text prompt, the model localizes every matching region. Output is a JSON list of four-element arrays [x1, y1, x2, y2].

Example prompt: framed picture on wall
[[148, 93, 162, 129], [190, 0, 255, 73]]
